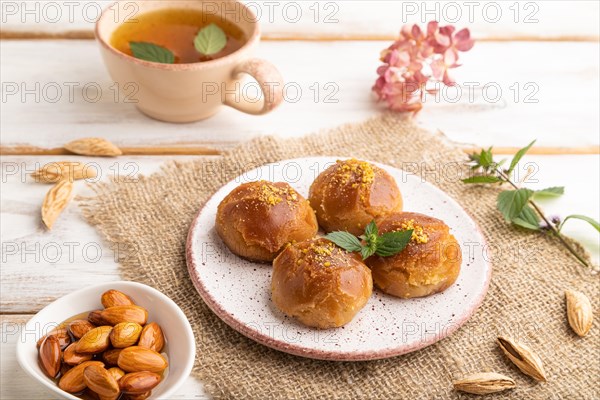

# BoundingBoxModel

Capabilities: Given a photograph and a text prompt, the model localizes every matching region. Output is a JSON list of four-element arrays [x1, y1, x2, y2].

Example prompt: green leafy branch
[[325, 221, 413, 260], [463, 140, 599, 267]]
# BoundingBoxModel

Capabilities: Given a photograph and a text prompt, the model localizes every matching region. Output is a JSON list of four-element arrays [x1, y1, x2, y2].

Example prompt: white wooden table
[[1, 1, 599, 398]]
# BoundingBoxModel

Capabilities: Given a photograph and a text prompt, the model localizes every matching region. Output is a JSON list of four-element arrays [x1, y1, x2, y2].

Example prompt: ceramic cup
[[95, 0, 284, 122]]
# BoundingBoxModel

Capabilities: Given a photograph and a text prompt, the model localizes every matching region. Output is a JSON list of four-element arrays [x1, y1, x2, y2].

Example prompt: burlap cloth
[[79, 113, 599, 399]]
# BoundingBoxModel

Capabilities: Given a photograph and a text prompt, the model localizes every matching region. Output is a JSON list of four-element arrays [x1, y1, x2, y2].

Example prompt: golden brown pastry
[[366, 212, 462, 298], [309, 159, 403, 235], [271, 238, 373, 329], [215, 181, 318, 262]]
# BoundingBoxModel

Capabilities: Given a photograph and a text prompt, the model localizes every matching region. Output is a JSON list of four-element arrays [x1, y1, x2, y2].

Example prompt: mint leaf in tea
[[130, 42, 175, 64], [194, 23, 227, 56], [110, 8, 246, 64]]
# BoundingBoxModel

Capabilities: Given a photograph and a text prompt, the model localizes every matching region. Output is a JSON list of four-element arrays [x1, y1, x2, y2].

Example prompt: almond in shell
[[76, 326, 113, 354], [110, 322, 143, 348], [63, 342, 94, 365], [100, 305, 148, 326], [453, 372, 516, 395], [119, 371, 161, 394], [83, 364, 120, 398], [101, 289, 136, 308], [31, 161, 97, 183], [39, 335, 62, 378], [69, 319, 95, 339], [565, 289, 594, 337], [58, 360, 104, 393], [41, 179, 73, 229], [118, 346, 168, 373], [497, 336, 546, 382], [64, 137, 122, 157], [138, 322, 165, 353]]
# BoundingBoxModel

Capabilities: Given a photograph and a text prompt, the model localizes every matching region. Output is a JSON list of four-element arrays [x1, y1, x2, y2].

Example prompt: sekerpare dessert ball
[[309, 159, 403, 235], [366, 212, 462, 299], [271, 238, 373, 329], [215, 181, 318, 262]]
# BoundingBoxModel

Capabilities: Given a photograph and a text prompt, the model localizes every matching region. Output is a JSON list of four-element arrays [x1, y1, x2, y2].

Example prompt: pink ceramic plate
[[186, 157, 491, 361]]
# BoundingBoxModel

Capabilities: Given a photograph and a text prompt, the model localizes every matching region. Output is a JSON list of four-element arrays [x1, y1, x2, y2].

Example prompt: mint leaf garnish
[[130, 42, 174, 64], [194, 23, 227, 55], [325, 220, 412, 260]]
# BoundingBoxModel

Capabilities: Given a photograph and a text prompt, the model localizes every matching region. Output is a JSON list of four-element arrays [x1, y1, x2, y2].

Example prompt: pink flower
[[373, 21, 474, 113]]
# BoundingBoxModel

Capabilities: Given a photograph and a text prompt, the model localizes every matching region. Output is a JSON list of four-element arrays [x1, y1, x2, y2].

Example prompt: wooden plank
[[0, 315, 208, 399], [1, 0, 598, 41], [2, 145, 599, 157], [1, 40, 598, 150], [0, 145, 223, 156], [1, 154, 598, 314]]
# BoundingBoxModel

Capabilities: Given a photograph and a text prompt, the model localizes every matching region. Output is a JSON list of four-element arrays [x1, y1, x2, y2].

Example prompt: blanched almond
[[138, 322, 165, 353], [69, 319, 95, 339], [76, 326, 112, 354], [119, 371, 161, 394], [118, 346, 168, 373], [110, 322, 143, 348], [83, 364, 120, 398], [100, 306, 148, 326], [39, 335, 61, 378], [58, 360, 104, 393], [101, 290, 135, 308], [63, 342, 93, 365]]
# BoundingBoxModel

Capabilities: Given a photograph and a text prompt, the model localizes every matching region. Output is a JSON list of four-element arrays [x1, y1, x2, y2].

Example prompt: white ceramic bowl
[[16, 281, 195, 399]]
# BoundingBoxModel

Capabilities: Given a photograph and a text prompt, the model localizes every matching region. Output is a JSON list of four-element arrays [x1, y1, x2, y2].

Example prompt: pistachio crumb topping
[[297, 241, 342, 268], [332, 159, 375, 186], [400, 219, 429, 243], [255, 183, 299, 207]]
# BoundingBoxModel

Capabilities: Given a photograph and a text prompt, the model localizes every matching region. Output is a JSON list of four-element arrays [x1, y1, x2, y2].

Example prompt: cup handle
[[224, 58, 284, 115]]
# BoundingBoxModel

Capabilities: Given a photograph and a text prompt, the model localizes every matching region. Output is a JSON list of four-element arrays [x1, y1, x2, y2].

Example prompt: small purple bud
[[550, 215, 561, 225]]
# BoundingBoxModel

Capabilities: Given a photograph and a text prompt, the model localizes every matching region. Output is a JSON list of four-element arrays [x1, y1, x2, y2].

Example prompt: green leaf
[[360, 244, 377, 260], [364, 220, 378, 238], [375, 230, 413, 257], [129, 42, 174, 64], [496, 189, 534, 222], [194, 23, 227, 55], [507, 140, 536, 175], [559, 215, 600, 233], [324, 231, 362, 252], [511, 205, 540, 230], [462, 175, 502, 184], [533, 186, 564, 198], [479, 147, 494, 168]]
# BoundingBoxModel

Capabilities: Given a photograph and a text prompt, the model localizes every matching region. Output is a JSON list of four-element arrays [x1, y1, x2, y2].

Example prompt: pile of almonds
[[37, 289, 167, 400]]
